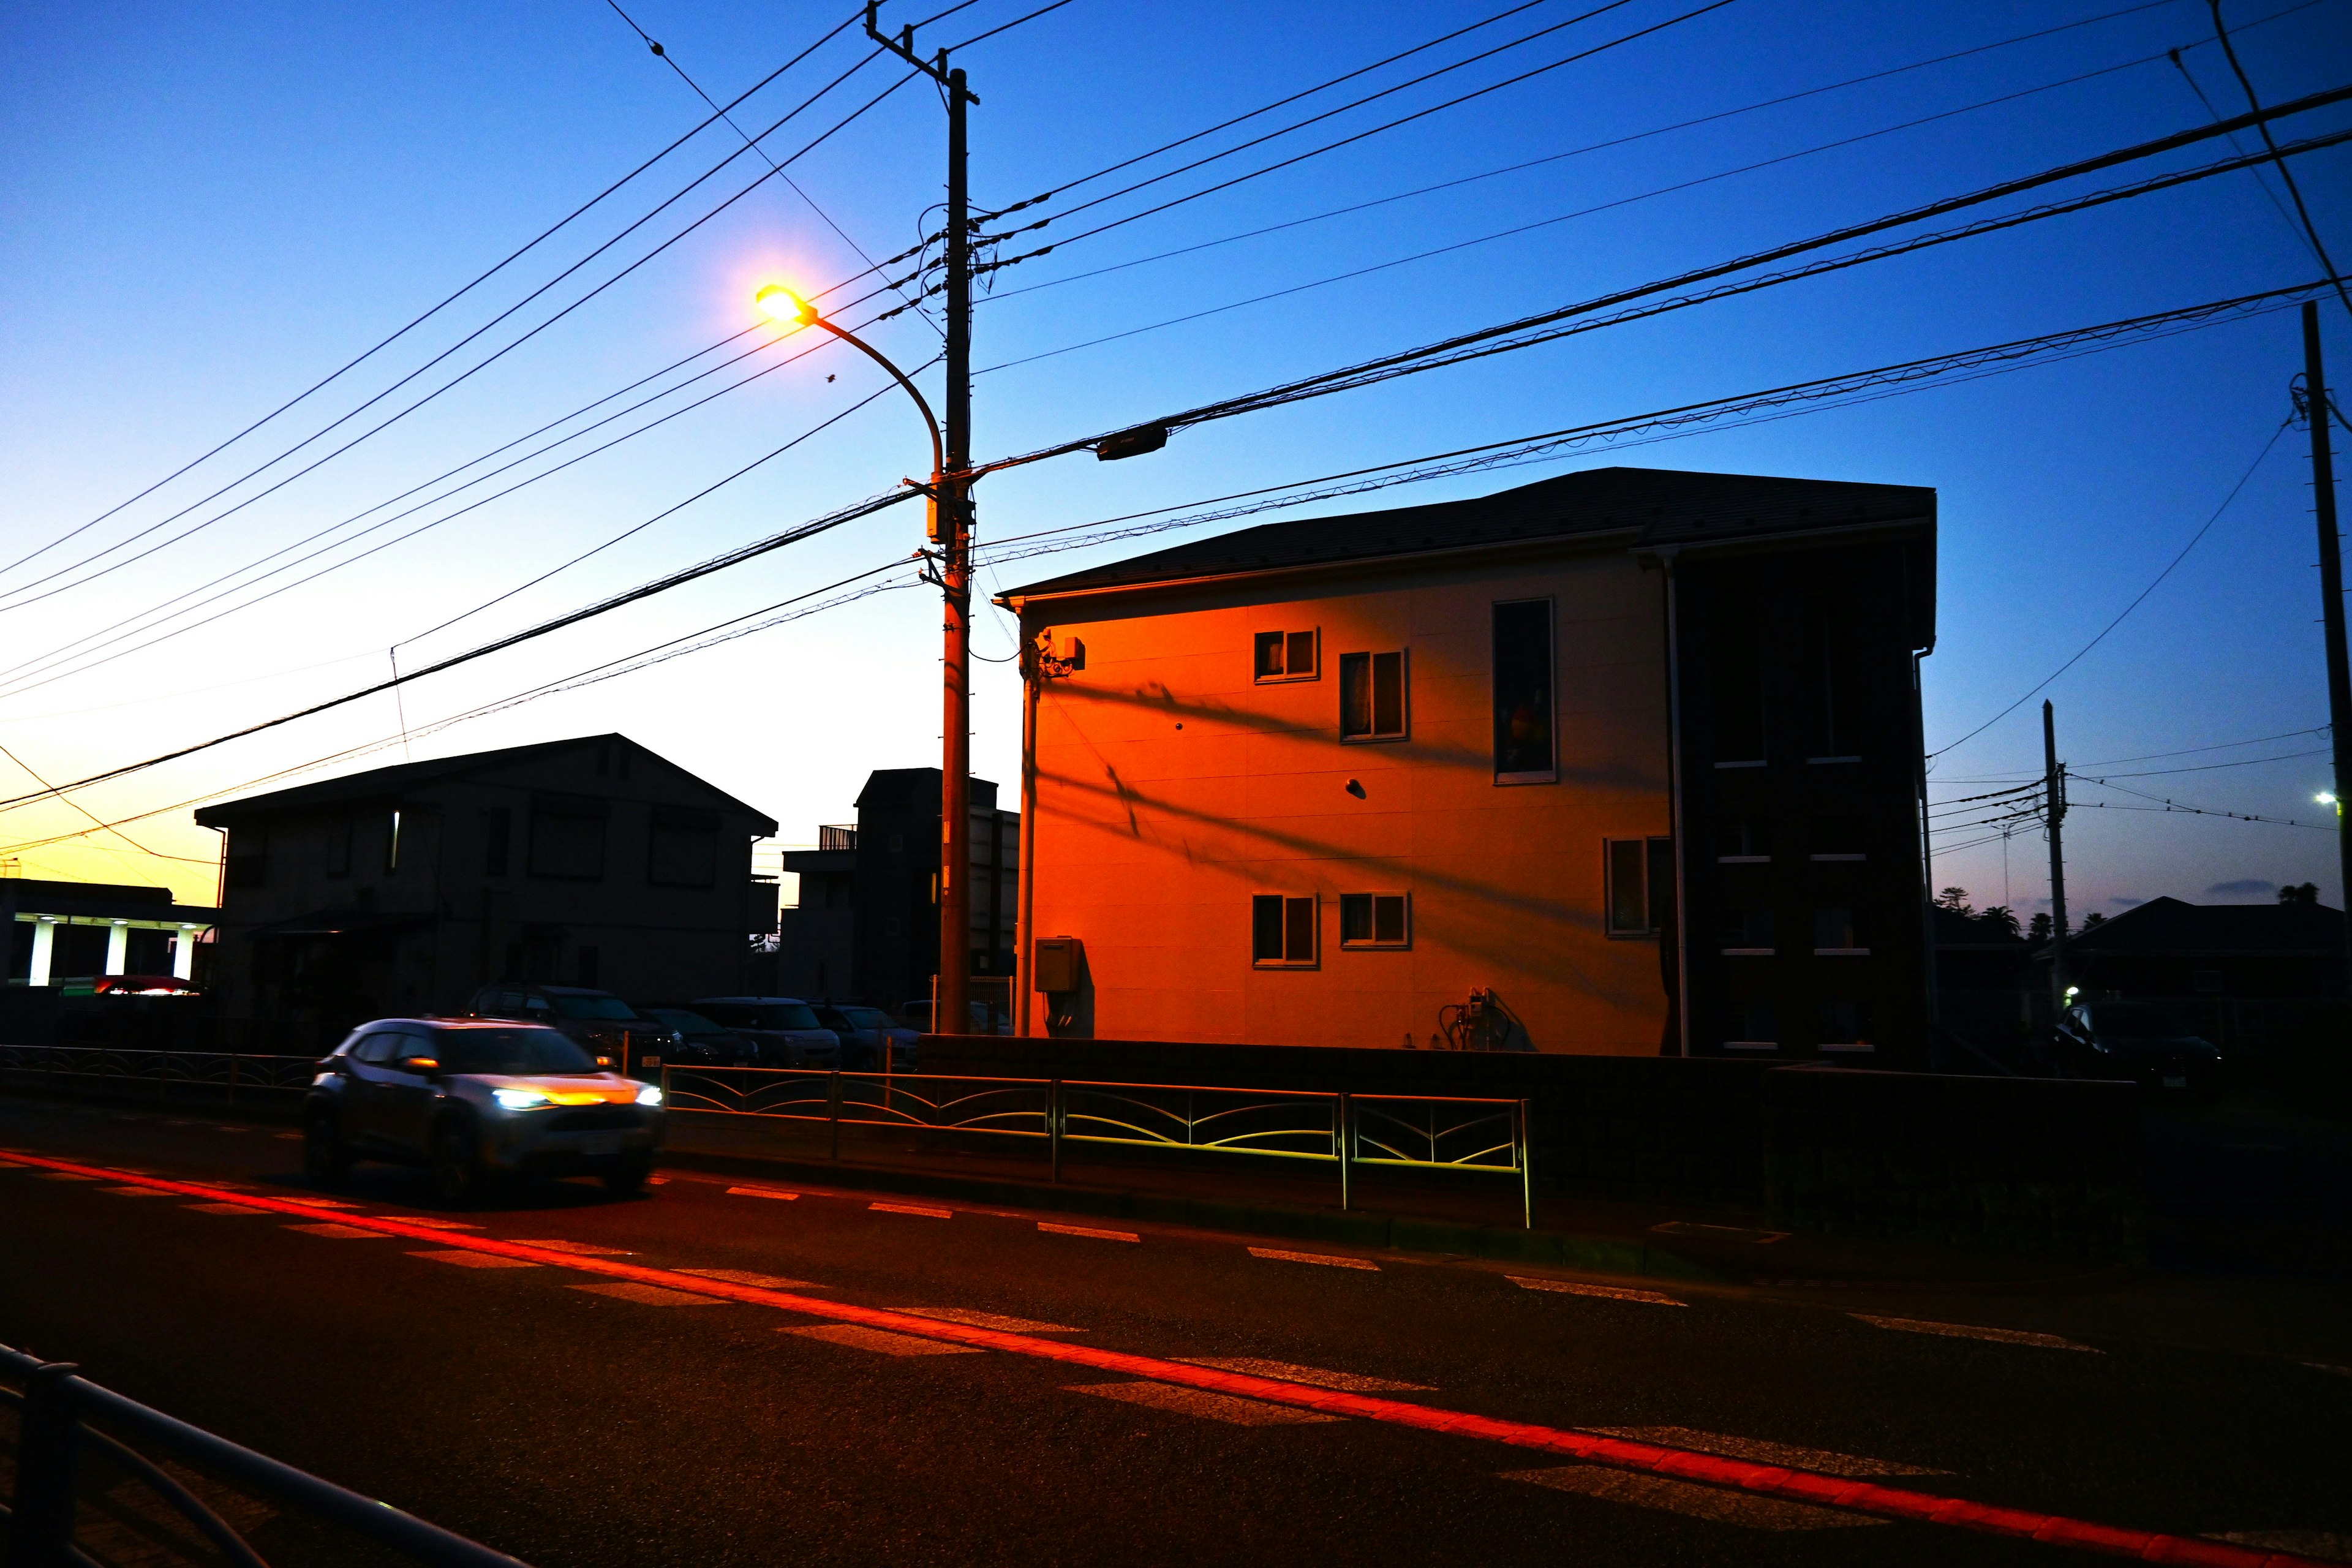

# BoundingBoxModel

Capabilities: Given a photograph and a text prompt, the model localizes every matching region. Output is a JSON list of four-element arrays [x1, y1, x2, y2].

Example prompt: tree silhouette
[[2278, 882, 2320, 907], [1935, 886, 1975, 916]]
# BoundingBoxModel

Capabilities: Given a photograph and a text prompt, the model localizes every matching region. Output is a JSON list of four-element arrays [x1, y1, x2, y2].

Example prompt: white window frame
[[1337, 648, 1409, 742], [1253, 628, 1320, 684], [1338, 892, 1411, 950], [1251, 892, 1319, 968]]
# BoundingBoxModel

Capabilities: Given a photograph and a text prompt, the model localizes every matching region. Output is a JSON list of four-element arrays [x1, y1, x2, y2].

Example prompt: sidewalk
[[663, 1109, 2125, 1289]]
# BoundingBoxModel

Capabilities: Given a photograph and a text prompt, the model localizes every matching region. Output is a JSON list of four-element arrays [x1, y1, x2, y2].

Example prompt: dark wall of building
[[833, 769, 1017, 1013], [1673, 537, 1934, 1066]]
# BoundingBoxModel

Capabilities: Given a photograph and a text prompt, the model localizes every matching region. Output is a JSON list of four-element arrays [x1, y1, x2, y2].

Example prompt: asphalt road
[[3, 1096, 2349, 1568]]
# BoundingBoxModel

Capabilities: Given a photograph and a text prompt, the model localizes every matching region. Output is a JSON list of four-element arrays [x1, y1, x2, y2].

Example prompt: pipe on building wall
[[1661, 551, 1692, 1057], [1014, 635, 1041, 1038]]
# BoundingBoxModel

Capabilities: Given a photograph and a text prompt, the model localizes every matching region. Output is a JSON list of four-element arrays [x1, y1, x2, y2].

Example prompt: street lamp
[[755, 284, 974, 1031]]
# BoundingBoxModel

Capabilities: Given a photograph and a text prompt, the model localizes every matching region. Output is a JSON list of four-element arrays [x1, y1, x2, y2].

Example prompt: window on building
[[483, 808, 511, 876], [1252, 894, 1317, 966], [1340, 892, 1409, 948], [1716, 818, 1771, 861], [325, 816, 352, 878], [1810, 814, 1867, 859], [1719, 908, 1774, 952], [1819, 999, 1873, 1051], [1254, 628, 1319, 682], [647, 806, 719, 888], [385, 809, 403, 873], [1711, 597, 1766, 764], [1492, 599, 1555, 782], [529, 794, 608, 881], [1605, 837, 1675, 936], [1339, 650, 1407, 740], [225, 828, 268, 890], [1807, 602, 1862, 760], [1725, 1000, 1779, 1050], [1813, 905, 1867, 954]]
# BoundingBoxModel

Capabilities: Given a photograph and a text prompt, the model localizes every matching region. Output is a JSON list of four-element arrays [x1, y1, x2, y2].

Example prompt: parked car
[[2054, 1001, 2225, 1101], [898, 999, 1012, 1036], [688, 997, 842, 1068], [466, 982, 659, 1067], [633, 1006, 760, 1067], [812, 1004, 919, 1071], [304, 1017, 664, 1202]]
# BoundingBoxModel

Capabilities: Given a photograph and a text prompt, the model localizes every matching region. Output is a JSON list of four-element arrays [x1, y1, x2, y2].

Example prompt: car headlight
[[635, 1084, 664, 1106], [492, 1088, 551, 1110]]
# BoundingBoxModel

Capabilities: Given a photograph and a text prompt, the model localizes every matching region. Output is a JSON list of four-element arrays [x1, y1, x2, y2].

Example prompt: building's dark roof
[[1002, 466, 1934, 602], [854, 768, 1000, 812], [193, 734, 775, 832], [2037, 895, 2346, 959], [0, 879, 215, 922]]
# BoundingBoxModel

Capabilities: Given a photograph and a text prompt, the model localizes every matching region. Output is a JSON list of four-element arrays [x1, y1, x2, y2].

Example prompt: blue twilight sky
[[1, 0, 2348, 919]]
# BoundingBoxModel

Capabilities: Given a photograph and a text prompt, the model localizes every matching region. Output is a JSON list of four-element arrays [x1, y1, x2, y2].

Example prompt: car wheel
[[429, 1118, 484, 1205], [603, 1152, 652, 1197], [303, 1109, 350, 1185]]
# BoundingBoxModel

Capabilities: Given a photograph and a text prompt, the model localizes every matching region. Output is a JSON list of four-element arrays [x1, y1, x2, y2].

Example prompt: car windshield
[[841, 1008, 888, 1029], [435, 1028, 597, 1074], [551, 994, 639, 1021], [2093, 1003, 2196, 1039], [644, 1009, 723, 1036], [753, 1003, 820, 1030]]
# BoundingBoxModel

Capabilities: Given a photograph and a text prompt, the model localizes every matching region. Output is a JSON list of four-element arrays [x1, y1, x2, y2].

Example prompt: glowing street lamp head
[[756, 284, 817, 328]]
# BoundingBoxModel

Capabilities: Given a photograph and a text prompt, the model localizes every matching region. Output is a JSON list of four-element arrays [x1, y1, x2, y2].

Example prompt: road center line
[[5, 1149, 2326, 1568], [1039, 1221, 1139, 1242], [1249, 1247, 1378, 1270], [1510, 1276, 1684, 1306], [1852, 1314, 2099, 1352]]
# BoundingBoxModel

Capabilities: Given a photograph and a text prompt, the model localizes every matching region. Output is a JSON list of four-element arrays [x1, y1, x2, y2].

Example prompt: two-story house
[[194, 734, 775, 1026], [995, 465, 1936, 1063]]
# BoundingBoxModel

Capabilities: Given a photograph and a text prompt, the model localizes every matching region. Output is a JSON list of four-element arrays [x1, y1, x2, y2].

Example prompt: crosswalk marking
[[396, 1217, 482, 1230], [507, 1238, 631, 1256], [1510, 1276, 1684, 1306], [1506, 1466, 1880, 1529], [726, 1186, 800, 1200], [408, 1250, 538, 1268], [1175, 1357, 1430, 1392], [98, 1185, 175, 1197], [1248, 1247, 1378, 1271], [785, 1324, 980, 1356], [1071, 1381, 1341, 1427], [37, 1172, 94, 1181], [284, 1223, 391, 1239], [898, 1306, 1085, 1334], [185, 1202, 269, 1215], [676, 1267, 825, 1290], [1039, 1221, 1138, 1242], [277, 1196, 363, 1209], [1586, 1427, 1947, 1477], [1852, 1314, 2098, 1352], [871, 1202, 952, 1218], [571, 1281, 719, 1307]]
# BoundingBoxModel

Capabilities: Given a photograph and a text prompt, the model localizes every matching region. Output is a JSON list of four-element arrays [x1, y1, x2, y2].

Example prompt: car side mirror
[[398, 1055, 441, 1077]]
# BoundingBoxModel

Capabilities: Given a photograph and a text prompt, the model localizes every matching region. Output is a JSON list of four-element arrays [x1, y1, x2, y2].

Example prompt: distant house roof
[[0, 878, 216, 924], [193, 734, 775, 833], [854, 768, 1000, 812], [1000, 466, 1935, 624], [2037, 895, 2346, 959]]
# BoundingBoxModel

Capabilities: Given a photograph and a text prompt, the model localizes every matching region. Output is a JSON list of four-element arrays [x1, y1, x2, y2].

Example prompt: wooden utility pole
[[2301, 300, 2352, 990], [2044, 699, 2070, 1015]]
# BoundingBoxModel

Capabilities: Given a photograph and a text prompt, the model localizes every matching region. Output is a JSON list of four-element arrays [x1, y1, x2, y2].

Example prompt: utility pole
[[867, 5, 979, 1034], [2301, 300, 2352, 992], [2044, 699, 2070, 1017]]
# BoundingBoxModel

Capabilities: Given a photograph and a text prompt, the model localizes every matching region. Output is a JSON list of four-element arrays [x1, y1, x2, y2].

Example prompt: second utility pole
[[2044, 699, 2070, 1016], [2301, 300, 2352, 995]]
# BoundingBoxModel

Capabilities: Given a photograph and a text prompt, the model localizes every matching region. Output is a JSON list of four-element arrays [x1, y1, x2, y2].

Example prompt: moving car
[[2054, 1001, 2225, 1101], [633, 1006, 760, 1067], [812, 1003, 919, 1071], [304, 1018, 665, 1202], [467, 982, 658, 1067], [688, 997, 842, 1068]]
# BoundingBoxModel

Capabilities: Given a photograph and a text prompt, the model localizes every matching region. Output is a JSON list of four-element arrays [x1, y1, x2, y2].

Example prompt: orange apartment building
[[995, 466, 1938, 1063]]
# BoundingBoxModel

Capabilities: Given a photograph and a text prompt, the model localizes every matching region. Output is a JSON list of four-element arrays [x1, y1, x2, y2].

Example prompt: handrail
[[1, 1344, 529, 1567]]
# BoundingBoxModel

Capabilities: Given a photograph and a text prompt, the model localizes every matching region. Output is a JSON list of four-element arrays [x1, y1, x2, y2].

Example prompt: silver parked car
[[813, 1004, 919, 1071], [689, 997, 842, 1068], [304, 1019, 665, 1203]]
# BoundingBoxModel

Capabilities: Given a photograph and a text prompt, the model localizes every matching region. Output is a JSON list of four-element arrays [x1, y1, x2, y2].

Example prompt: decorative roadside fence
[[660, 1065, 1532, 1228], [0, 1046, 315, 1110]]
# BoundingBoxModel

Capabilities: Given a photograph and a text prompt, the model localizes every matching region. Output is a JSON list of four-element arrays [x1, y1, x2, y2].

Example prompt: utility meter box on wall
[[1033, 937, 1082, 993]]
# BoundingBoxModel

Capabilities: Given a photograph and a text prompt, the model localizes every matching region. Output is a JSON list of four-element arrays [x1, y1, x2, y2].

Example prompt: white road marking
[[396, 1218, 482, 1229], [726, 1186, 800, 1201], [1175, 1357, 1431, 1392], [409, 1250, 538, 1268], [1587, 1427, 1948, 1477], [37, 1172, 94, 1182], [871, 1202, 952, 1218], [1651, 1221, 1789, 1243], [1039, 1222, 1139, 1242], [214, 1126, 247, 1134], [0, 1158, 26, 1167], [676, 1267, 826, 1290], [1506, 1466, 1880, 1530], [1248, 1247, 1378, 1271], [186, 1202, 269, 1215], [277, 1196, 363, 1209], [1852, 1314, 2098, 1352], [507, 1238, 631, 1256], [784, 1324, 981, 1356], [1510, 1276, 1684, 1306], [646, 1176, 669, 1185], [571, 1281, 720, 1307], [897, 1306, 1085, 1334], [274, 1133, 302, 1141], [2209, 1531, 2352, 1562], [284, 1223, 391, 1239], [98, 1185, 175, 1197], [2305, 1362, 2352, 1379], [1071, 1381, 1341, 1426]]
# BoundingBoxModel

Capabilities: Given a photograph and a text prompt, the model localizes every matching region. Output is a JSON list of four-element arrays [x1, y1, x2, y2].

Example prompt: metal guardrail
[[662, 1066, 1534, 1227], [1, 1343, 529, 1567], [0, 1046, 315, 1108]]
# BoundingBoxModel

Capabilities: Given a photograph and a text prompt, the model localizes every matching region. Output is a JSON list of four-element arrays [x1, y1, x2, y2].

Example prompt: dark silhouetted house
[[2038, 895, 2346, 1057], [4, 879, 218, 988], [998, 465, 1936, 1061], [777, 767, 1019, 1009], [1932, 903, 2037, 1055], [194, 736, 774, 1027]]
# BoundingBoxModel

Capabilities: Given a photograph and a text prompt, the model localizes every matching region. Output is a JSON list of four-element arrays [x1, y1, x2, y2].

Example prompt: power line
[[2068, 770, 2339, 828], [2075, 746, 2332, 778], [2206, 0, 2352, 320], [0, 9, 865, 589]]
